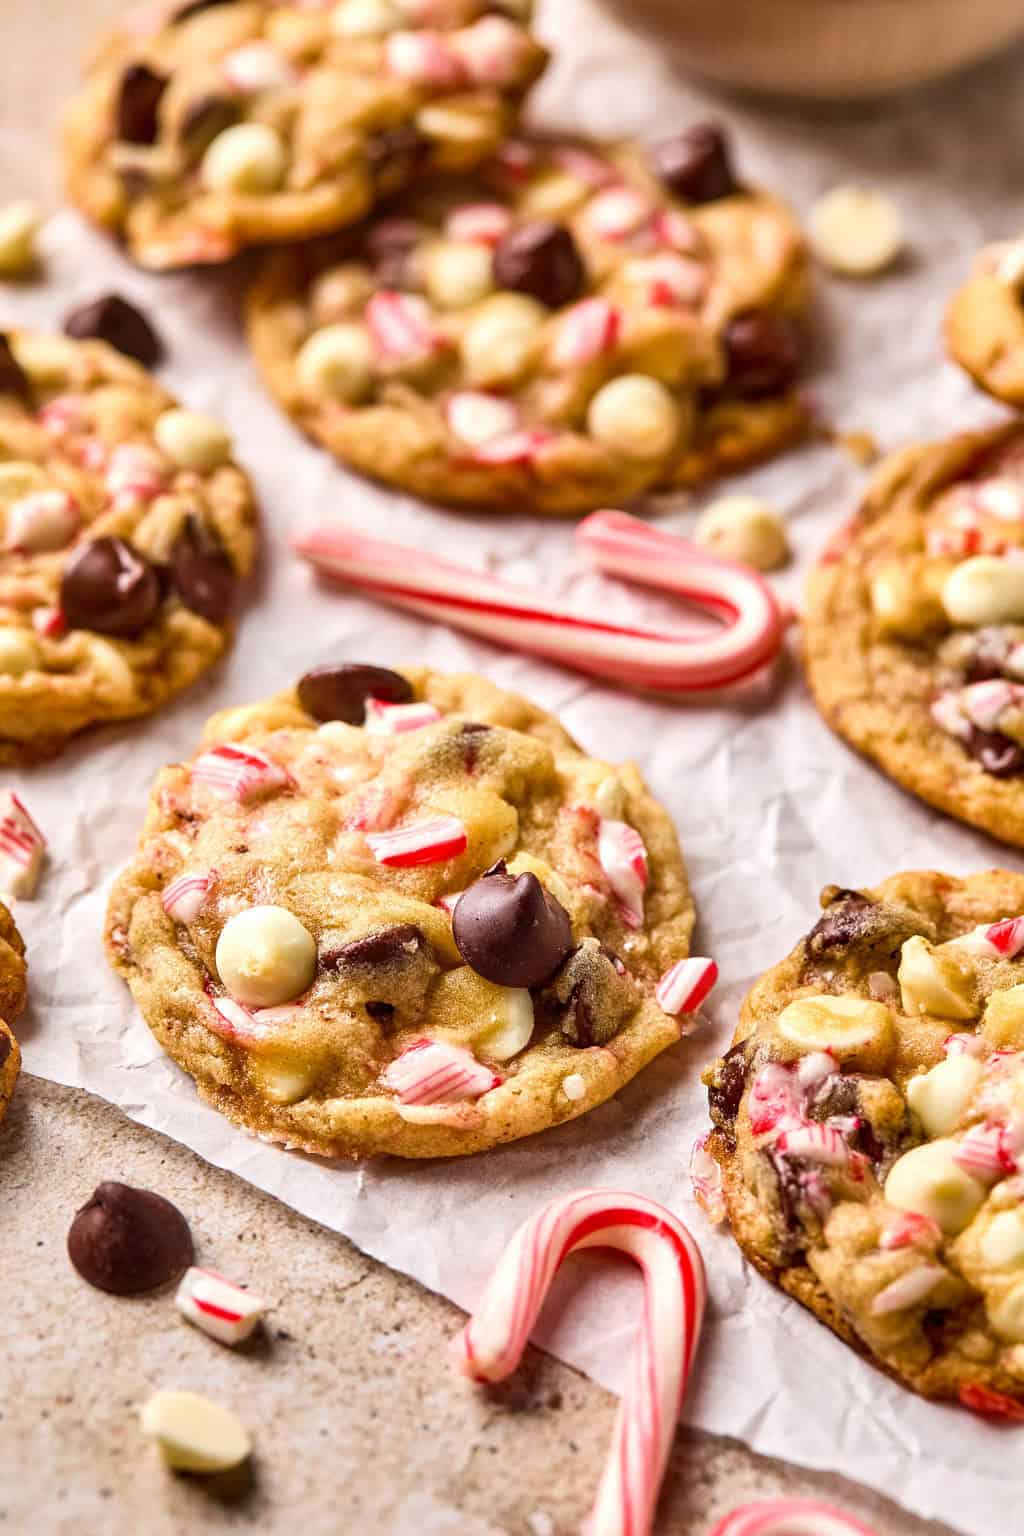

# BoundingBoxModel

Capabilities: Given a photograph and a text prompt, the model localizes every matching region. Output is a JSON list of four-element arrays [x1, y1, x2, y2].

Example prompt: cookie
[[0, 902, 28, 1127], [105, 664, 696, 1158], [704, 871, 1024, 1409], [804, 421, 1024, 847], [947, 236, 1024, 405], [62, 0, 546, 271], [0, 328, 257, 761], [246, 125, 810, 515]]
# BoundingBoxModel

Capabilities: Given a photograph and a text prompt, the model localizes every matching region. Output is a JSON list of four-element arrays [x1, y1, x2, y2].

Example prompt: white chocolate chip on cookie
[[942, 556, 1024, 628], [0, 629, 41, 677], [587, 375, 681, 461], [885, 1138, 987, 1234], [898, 935, 977, 1020], [201, 123, 287, 195], [216, 905, 317, 1008], [981, 1208, 1024, 1270], [460, 294, 545, 387], [296, 324, 374, 403], [695, 494, 789, 571], [906, 1054, 984, 1137], [155, 408, 232, 471], [776, 993, 895, 1064], [808, 185, 904, 278], [424, 241, 495, 310]]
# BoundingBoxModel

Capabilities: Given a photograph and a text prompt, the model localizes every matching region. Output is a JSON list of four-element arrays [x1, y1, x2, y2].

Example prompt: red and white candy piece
[[656, 956, 718, 1017], [176, 1267, 267, 1346], [206, 992, 301, 1046], [444, 202, 513, 247], [453, 15, 532, 85], [651, 208, 703, 255], [385, 29, 464, 85], [961, 678, 1021, 731], [689, 1133, 726, 1223], [959, 915, 1024, 960], [586, 186, 653, 241], [707, 1500, 878, 1536], [879, 1210, 941, 1250], [0, 790, 45, 898], [550, 144, 616, 188], [292, 509, 787, 696], [454, 1190, 705, 1536], [549, 298, 620, 369], [952, 1119, 1023, 1181], [626, 253, 706, 309], [222, 41, 297, 93], [470, 429, 551, 466], [363, 697, 441, 735], [161, 871, 211, 923], [870, 1263, 946, 1316], [445, 390, 521, 448], [774, 1123, 849, 1168], [930, 690, 971, 742], [366, 814, 467, 867], [5, 490, 79, 553], [597, 818, 648, 929], [38, 394, 86, 436], [104, 443, 166, 503], [192, 744, 291, 803], [383, 1037, 501, 1104], [366, 290, 439, 364], [32, 606, 66, 639]]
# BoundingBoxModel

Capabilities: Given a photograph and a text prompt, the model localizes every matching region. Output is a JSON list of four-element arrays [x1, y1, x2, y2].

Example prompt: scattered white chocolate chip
[[140, 1390, 251, 1473], [587, 374, 681, 460], [808, 185, 904, 277], [694, 494, 790, 572], [905, 1054, 984, 1138], [295, 323, 374, 403], [201, 123, 287, 195], [176, 1267, 267, 1346], [474, 982, 535, 1062], [982, 1209, 1024, 1270], [884, 1138, 987, 1235], [0, 790, 46, 898], [776, 994, 894, 1061], [0, 201, 42, 277], [424, 240, 495, 310], [331, 0, 402, 33], [216, 905, 317, 1009], [898, 935, 977, 1020], [460, 294, 545, 387], [0, 628, 40, 677], [154, 409, 232, 472], [942, 556, 1024, 628], [562, 1073, 586, 1102]]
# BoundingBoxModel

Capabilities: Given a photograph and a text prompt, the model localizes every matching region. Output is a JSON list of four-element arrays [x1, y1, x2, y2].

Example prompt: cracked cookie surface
[[105, 665, 695, 1159], [63, 0, 546, 270], [0, 903, 27, 1127], [705, 871, 1024, 1412], [247, 126, 809, 515], [0, 329, 257, 761], [804, 421, 1024, 847]]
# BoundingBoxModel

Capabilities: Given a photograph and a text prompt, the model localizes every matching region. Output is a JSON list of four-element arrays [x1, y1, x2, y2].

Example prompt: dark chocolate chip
[[967, 725, 1024, 778], [492, 220, 585, 308], [650, 122, 738, 204], [297, 662, 413, 723], [169, 515, 236, 624], [322, 923, 425, 970], [460, 721, 489, 771], [64, 294, 163, 368], [568, 983, 593, 1047], [805, 891, 874, 956], [768, 1151, 805, 1245], [723, 311, 801, 399], [173, 0, 235, 19], [365, 125, 428, 192], [179, 95, 240, 157], [60, 537, 161, 638], [0, 333, 30, 403], [67, 1181, 193, 1295], [116, 63, 168, 146], [365, 1000, 395, 1026], [0, 1031, 10, 1069], [707, 1040, 748, 1124], [453, 860, 573, 988]]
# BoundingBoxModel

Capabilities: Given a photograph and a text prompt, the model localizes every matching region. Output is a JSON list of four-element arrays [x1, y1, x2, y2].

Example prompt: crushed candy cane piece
[[383, 1037, 501, 1104], [444, 202, 513, 246], [385, 29, 464, 84], [38, 394, 86, 435], [586, 186, 653, 241], [363, 698, 441, 735], [0, 791, 45, 897], [161, 872, 211, 923], [656, 956, 718, 1017], [774, 1123, 849, 1167], [454, 15, 531, 85], [708, 1498, 879, 1536], [366, 290, 439, 362], [550, 144, 615, 187], [32, 606, 66, 638], [222, 41, 296, 93], [689, 1133, 726, 1222], [961, 678, 1020, 731], [879, 1210, 942, 1250], [870, 1264, 946, 1316], [105, 443, 166, 502], [930, 690, 971, 741], [446, 390, 521, 447], [959, 915, 1024, 960], [176, 1266, 267, 1345], [952, 1120, 1022, 1181], [959, 1382, 1024, 1420], [366, 814, 467, 867], [549, 297, 620, 369], [6, 490, 79, 552], [192, 744, 291, 802], [597, 818, 648, 929], [471, 429, 550, 465]]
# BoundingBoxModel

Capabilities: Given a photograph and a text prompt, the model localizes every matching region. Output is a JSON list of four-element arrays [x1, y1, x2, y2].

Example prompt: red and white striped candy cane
[[706, 1500, 878, 1536], [293, 509, 785, 695], [454, 1190, 705, 1536]]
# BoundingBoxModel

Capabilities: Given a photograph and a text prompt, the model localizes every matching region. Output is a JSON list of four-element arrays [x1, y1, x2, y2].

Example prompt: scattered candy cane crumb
[[707, 1498, 878, 1536], [0, 790, 45, 898], [176, 1266, 268, 1346]]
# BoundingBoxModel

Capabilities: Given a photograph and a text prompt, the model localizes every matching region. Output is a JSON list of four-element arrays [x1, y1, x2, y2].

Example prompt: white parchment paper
[[7, 7, 1024, 1531]]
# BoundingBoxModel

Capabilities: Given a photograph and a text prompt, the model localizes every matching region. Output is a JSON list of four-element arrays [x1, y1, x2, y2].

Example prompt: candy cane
[[293, 510, 785, 694], [706, 1500, 878, 1536], [454, 1190, 705, 1536]]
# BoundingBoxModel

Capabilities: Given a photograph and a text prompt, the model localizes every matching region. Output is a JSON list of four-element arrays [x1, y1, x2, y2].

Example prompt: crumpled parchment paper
[[8, 7, 1024, 1531]]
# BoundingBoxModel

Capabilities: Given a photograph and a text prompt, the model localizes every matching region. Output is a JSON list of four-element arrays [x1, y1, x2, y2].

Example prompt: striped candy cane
[[454, 1190, 705, 1536], [707, 1500, 878, 1536], [293, 509, 786, 696]]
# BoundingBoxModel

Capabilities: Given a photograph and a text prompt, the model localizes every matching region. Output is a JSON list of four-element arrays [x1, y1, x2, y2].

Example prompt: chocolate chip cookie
[[0, 329, 257, 761], [804, 421, 1024, 847], [0, 902, 28, 1127], [947, 236, 1024, 405], [246, 125, 810, 515], [704, 871, 1024, 1412], [63, 0, 546, 271], [105, 665, 698, 1158]]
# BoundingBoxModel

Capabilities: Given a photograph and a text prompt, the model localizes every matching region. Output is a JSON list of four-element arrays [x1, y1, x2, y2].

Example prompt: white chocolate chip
[[331, 0, 402, 34], [0, 201, 42, 277], [808, 185, 904, 278], [942, 556, 1024, 628], [154, 408, 232, 472], [0, 461, 47, 503], [520, 172, 589, 219], [587, 375, 680, 461], [201, 123, 287, 195], [898, 935, 977, 1020], [884, 1138, 987, 1234], [562, 1072, 586, 1101], [905, 1054, 984, 1138], [423, 240, 495, 310], [592, 774, 624, 820], [776, 994, 895, 1061], [460, 294, 546, 388], [416, 103, 492, 147], [694, 494, 790, 572], [473, 982, 534, 1062], [248, 1052, 317, 1105], [140, 1390, 251, 1473], [982, 1209, 1024, 1270], [871, 561, 944, 639], [295, 323, 374, 403], [216, 905, 317, 1008], [990, 1283, 1024, 1343], [0, 628, 41, 677]]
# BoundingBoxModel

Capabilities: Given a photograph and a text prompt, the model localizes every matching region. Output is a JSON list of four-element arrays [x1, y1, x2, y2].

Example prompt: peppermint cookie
[[105, 664, 698, 1158], [0, 329, 256, 761], [947, 236, 1024, 405], [63, 0, 546, 271], [705, 871, 1024, 1409], [0, 902, 28, 1127], [804, 422, 1024, 847], [247, 125, 810, 515]]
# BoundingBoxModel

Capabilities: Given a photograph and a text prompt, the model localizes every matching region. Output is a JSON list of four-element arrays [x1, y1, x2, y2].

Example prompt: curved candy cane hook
[[293, 509, 786, 695], [707, 1500, 879, 1536], [453, 1189, 706, 1536]]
